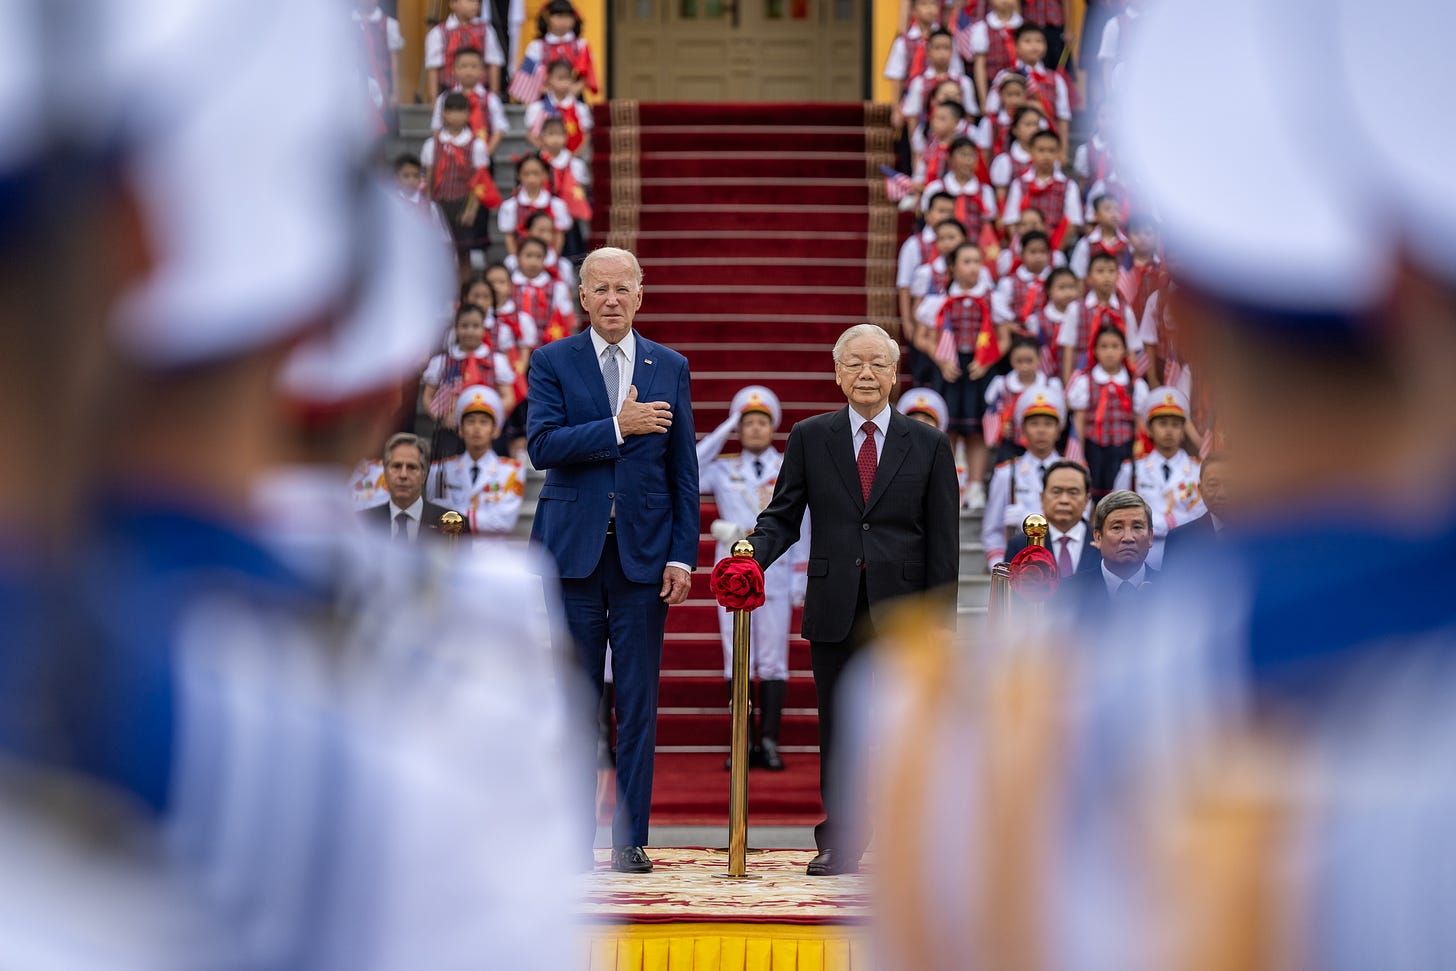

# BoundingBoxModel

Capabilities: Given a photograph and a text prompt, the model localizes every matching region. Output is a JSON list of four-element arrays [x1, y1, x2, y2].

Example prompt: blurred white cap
[[1114, 0, 1394, 317], [897, 387, 949, 433], [111, 0, 377, 367], [1140, 385, 1189, 424], [454, 384, 504, 428], [280, 178, 455, 404], [730, 385, 782, 429], [1014, 383, 1067, 428]]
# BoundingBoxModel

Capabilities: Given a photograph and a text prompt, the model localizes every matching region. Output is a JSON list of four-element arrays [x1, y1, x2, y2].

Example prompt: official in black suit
[[1161, 451, 1230, 572], [357, 433, 467, 542], [1057, 489, 1158, 620], [750, 325, 961, 876], [1004, 460, 1102, 576]]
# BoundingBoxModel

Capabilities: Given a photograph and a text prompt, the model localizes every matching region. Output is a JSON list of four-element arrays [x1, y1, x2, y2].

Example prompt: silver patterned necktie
[[602, 344, 620, 414]]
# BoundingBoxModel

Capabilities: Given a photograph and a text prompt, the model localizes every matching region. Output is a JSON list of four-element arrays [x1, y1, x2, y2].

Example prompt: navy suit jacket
[[527, 330, 699, 583], [1162, 512, 1219, 572], [1058, 563, 1159, 622]]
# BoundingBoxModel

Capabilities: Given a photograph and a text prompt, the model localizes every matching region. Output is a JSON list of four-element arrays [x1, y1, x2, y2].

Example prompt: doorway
[[612, 0, 864, 101]]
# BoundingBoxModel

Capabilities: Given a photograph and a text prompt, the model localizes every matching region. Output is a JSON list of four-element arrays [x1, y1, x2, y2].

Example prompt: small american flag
[[508, 56, 545, 105], [1064, 423, 1086, 466], [880, 165, 914, 203], [1164, 358, 1184, 388], [953, 8, 976, 63], [934, 325, 957, 363], [1132, 347, 1152, 378]]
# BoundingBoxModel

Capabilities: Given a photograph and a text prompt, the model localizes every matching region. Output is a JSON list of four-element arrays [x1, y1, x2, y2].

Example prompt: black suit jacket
[[358, 500, 469, 542], [1005, 527, 1102, 574], [1057, 563, 1159, 623], [1161, 512, 1218, 571], [750, 407, 961, 643]]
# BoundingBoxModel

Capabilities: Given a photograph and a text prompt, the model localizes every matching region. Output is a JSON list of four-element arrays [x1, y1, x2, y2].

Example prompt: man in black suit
[[749, 324, 961, 876], [1005, 460, 1102, 576], [358, 433, 464, 542], [1162, 451, 1229, 571], [1057, 490, 1157, 619]]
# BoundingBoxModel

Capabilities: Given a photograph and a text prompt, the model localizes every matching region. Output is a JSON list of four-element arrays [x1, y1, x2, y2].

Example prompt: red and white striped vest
[[1021, 0, 1065, 27], [982, 22, 1018, 80], [431, 133, 480, 201], [357, 15, 392, 96], [514, 277, 553, 325], [1007, 272, 1047, 323], [442, 21, 487, 91], [1019, 172, 1069, 229], [1088, 375, 1134, 446], [953, 184, 991, 239], [937, 292, 994, 355]]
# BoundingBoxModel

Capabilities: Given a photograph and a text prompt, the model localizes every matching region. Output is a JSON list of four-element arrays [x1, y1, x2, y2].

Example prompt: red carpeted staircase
[[590, 102, 900, 825]]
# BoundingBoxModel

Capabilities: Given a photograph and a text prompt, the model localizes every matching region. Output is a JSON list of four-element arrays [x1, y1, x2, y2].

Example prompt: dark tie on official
[[471, 462, 480, 484], [394, 511, 410, 544], [753, 458, 764, 478], [1116, 580, 1137, 598], [856, 425, 877, 502], [1162, 462, 1171, 481], [1057, 535, 1074, 577]]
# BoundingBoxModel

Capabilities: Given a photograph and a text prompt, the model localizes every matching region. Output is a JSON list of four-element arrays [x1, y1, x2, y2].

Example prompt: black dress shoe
[[610, 845, 653, 873], [759, 738, 785, 771], [805, 849, 859, 876]]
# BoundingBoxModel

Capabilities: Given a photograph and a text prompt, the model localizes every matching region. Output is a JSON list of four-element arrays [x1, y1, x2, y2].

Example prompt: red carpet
[[592, 102, 899, 825]]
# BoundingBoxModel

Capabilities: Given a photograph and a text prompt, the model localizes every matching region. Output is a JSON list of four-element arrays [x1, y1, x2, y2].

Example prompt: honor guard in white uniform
[[697, 385, 807, 770], [427, 385, 525, 534], [1112, 386, 1202, 568], [897, 387, 970, 507], [981, 385, 1066, 567], [349, 459, 389, 509]]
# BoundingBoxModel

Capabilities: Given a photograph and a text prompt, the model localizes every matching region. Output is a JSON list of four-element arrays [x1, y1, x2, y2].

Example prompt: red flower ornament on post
[[1009, 544, 1060, 602], [711, 551, 766, 611]]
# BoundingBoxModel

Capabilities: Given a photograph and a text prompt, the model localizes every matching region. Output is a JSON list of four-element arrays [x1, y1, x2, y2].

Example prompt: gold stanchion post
[[1022, 513, 1049, 548], [718, 538, 760, 880], [439, 510, 464, 547], [989, 563, 1012, 621]]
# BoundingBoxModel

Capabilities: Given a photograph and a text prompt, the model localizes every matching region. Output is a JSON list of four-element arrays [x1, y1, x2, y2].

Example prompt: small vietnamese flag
[[972, 318, 1001, 370], [469, 167, 502, 209]]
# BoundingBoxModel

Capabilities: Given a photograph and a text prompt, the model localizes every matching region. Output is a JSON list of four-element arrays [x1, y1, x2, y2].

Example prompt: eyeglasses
[[837, 360, 895, 375]]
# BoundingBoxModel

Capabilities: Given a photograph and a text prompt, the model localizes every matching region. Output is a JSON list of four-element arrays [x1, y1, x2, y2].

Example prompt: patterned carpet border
[[581, 848, 872, 926]]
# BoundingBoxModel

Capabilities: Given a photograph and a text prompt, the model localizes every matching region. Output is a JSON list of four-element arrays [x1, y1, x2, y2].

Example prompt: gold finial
[[1023, 513, 1049, 547], [731, 538, 755, 558], [440, 510, 465, 545]]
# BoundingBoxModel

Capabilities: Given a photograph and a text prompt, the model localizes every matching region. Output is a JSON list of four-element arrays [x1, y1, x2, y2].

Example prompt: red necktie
[[1057, 535, 1074, 577], [857, 424, 878, 502]]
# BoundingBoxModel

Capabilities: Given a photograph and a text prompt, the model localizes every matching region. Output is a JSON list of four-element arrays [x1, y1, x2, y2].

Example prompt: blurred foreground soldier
[[0, 3, 222, 965], [697, 385, 807, 771], [871, 1, 1456, 968]]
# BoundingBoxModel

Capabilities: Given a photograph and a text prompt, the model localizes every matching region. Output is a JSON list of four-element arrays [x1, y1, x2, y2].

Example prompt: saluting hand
[[618, 385, 673, 436]]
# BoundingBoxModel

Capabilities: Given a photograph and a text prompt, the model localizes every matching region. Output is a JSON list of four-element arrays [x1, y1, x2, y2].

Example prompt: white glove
[[710, 518, 746, 545], [1003, 504, 1025, 529]]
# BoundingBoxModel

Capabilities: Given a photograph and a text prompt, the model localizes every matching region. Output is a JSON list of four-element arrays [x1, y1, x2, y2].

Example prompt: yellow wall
[[522, 0, 607, 104], [872, 1, 900, 105]]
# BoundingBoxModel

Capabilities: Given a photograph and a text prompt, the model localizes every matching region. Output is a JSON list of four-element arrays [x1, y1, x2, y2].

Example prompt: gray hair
[[1093, 489, 1152, 534], [832, 324, 900, 366], [383, 432, 429, 468], [579, 247, 644, 288]]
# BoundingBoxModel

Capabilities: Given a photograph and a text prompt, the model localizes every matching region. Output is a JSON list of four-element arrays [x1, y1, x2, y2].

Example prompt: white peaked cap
[[454, 384, 504, 427], [897, 387, 949, 433], [111, 0, 377, 367], [1013, 383, 1067, 428], [280, 178, 456, 403], [1140, 385, 1190, 424], [1113, 0, 1393, 317], [731, 385, 782, 429]]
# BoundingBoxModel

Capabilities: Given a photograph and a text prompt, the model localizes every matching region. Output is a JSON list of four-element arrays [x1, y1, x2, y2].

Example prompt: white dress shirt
[[848, 404, 892, 463], [388, 497, 424, 542], [1101, 560, 1148, 596], [589, 326, 636, 445]]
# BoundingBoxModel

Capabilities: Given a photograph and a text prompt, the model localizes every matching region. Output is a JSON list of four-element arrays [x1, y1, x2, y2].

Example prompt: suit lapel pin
[[644, 358, 653, 365]]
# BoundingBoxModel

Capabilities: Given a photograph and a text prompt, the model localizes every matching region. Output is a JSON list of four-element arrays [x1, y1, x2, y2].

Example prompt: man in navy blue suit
[[527, 247, 699, 874]]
